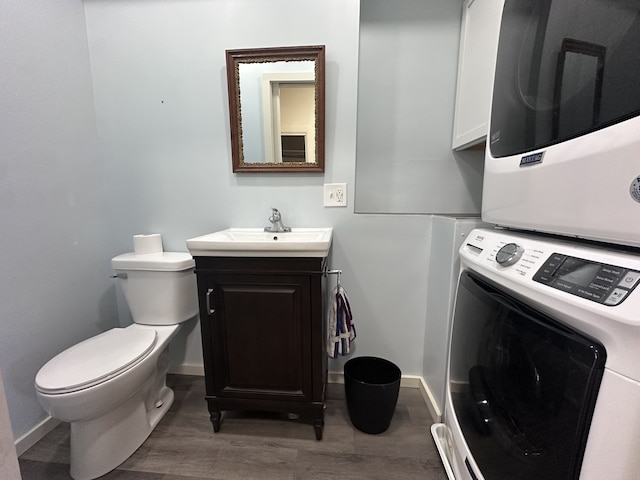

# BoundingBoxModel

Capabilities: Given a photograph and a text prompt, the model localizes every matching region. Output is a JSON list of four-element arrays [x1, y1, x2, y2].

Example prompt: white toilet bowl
[[34, 251, 197, 480], [36, 324, 179, 479]]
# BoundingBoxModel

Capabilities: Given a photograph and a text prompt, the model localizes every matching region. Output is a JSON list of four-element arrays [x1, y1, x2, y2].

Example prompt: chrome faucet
[[264, 207, 291, 233]]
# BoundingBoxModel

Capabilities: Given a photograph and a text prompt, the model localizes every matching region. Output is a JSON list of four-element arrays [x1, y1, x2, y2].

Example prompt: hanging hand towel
[[327, 285, 356, 358]]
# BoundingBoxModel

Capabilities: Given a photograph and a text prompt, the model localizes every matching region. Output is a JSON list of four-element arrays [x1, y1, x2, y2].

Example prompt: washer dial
[[496, 243, 524, 266]]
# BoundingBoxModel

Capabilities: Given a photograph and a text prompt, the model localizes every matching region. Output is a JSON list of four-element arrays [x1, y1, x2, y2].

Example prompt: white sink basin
[[186, 228, 333, 257]]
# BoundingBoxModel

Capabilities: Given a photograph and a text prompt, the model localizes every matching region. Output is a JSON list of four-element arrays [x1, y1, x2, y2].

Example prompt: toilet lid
[[35, 328, 157, 394]]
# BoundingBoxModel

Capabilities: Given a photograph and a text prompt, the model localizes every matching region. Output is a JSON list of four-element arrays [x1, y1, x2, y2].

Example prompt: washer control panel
[[533, 254, 640, 306]]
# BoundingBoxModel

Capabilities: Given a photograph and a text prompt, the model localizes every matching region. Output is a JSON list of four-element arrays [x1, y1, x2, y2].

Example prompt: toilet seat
[[35, 328, 157, 394]]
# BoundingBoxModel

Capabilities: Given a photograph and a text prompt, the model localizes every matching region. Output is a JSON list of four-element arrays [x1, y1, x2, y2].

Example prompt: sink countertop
[[186, 227, 333, 257]]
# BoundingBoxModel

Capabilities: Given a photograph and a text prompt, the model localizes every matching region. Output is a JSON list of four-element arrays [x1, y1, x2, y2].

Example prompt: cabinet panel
[[452, 0, 504, 150], [213, 276, 311, 399]]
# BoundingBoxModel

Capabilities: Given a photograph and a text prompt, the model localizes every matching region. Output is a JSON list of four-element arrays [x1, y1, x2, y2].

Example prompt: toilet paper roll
[[133, 234, 163, 254]]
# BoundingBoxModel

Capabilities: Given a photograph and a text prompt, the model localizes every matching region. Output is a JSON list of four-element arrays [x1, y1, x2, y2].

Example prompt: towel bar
[[324, 268, 342, 286]]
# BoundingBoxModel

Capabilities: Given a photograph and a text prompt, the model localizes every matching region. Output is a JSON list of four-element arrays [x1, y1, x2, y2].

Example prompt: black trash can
[[344, 356, 401, 434]]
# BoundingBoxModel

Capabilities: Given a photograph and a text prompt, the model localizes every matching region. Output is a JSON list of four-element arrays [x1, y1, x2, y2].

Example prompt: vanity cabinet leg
[[313, 416, 324, 440], [210, 410, 221, 432]]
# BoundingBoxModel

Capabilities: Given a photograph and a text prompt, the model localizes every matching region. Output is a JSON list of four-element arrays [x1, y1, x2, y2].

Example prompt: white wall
[[0, 0, 120, 443], [0, 0, 476, 447]]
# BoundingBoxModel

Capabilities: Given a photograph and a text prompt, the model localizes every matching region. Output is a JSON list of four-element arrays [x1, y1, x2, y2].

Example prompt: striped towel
[[327, 285, 356, 358]]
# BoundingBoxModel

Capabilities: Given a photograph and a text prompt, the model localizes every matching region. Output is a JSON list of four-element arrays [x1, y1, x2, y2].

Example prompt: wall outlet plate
[[324, 183, 347, 207]]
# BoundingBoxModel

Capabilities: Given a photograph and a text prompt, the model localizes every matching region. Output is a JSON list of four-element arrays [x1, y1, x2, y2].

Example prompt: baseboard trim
[[169, 364, 205, 376], [417, 375, 442, 423], [328, 372, 442, 423], [17, 365, 206, 454], [15, 415, 60, 456], [19, 368, 441, 454], [170, 368, 442, 422]]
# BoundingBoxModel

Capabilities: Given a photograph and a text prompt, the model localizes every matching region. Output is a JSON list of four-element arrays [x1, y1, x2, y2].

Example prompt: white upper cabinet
[[452, 0, 504, 150]]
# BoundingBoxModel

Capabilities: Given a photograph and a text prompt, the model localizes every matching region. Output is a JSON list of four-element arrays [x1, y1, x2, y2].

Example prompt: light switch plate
[[324, 183, 347, 207]]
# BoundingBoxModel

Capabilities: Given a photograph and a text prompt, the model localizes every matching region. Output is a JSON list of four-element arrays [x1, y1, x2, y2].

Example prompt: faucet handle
[[265, 207, 290, 232]]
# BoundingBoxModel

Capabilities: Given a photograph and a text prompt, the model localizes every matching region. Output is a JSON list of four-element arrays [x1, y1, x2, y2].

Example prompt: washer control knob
[[496, 243, 524, 266]]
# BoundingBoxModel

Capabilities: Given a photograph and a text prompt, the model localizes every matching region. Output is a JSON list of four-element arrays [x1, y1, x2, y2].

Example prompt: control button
[[496, 243, 524, 267], [593, 273, 618, 286], [539, 266, 558, 276], [618, 270, 640, 289], [544, 254, 566, 271], [553, 280, 575, 293], [604, 288, 629, 306], [602, 265, 624, 277], [587, 281, 612, 292], [532, 272, 554, 285], [576, 287, 606, 302]]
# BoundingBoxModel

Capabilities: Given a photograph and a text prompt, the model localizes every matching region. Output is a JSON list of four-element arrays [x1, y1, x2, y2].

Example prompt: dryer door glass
[[490, 0, 640, 158], [449, 272, 606, 480]]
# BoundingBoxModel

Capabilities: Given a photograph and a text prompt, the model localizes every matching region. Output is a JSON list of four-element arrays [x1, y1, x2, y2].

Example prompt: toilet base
[[69, 385, 174, 480]]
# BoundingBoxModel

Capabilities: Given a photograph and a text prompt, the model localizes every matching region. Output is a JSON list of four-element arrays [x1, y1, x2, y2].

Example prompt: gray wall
[[0, 0, 119, 443], [0, 0, 482, 445], [423, 216, 486, 416], [0, 369, 20, 479], [356, 0, 485, 214]]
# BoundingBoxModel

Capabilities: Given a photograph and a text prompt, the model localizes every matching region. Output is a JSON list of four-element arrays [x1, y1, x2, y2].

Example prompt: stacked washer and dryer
[[432, 1, 640, 479]]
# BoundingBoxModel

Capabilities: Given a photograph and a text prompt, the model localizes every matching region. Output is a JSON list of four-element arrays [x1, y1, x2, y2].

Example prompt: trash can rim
[[344, 356, 401, 387]]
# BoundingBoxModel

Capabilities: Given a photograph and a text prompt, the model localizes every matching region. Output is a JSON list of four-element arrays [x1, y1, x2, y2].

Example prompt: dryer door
[[448, 271, 606, 480]]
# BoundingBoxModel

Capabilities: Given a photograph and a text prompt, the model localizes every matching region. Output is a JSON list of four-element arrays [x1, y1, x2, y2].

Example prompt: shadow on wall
[[168, 315, 202, 370], [452, 148, 486, 207], [98, 284, 128, 331]]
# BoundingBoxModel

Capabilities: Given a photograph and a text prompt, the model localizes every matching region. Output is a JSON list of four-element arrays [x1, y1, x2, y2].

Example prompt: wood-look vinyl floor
[[19, 374, 447, 479]]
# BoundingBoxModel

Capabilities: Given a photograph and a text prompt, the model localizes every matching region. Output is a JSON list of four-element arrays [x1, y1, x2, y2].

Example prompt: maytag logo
[[520, 151, 544, 166]]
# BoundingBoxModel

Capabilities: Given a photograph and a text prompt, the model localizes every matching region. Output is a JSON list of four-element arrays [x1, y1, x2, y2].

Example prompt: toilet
[[35, 251, 198, 480]]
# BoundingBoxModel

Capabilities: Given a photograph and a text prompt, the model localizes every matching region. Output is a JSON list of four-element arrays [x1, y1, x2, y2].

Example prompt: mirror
[[226, 45, 325, 172]]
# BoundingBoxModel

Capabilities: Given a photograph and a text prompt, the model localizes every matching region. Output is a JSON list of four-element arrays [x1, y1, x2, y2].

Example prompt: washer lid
[[35, 328, 157, 394]]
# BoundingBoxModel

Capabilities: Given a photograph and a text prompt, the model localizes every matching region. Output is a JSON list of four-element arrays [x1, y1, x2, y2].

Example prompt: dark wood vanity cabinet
[[194, 256, 328, 440]]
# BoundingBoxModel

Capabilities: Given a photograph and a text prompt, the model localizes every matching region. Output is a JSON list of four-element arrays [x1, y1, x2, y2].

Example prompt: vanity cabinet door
[[194, 256, 327, 440], [452, 0, 504, 150], [206, 273, 312, 400]]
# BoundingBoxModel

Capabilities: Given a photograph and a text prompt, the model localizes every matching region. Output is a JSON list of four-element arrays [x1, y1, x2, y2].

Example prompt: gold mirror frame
[[226, 45, 325, 173]]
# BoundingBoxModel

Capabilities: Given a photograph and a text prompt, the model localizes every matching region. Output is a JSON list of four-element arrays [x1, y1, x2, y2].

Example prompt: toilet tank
[[111, 252, 198, 326]]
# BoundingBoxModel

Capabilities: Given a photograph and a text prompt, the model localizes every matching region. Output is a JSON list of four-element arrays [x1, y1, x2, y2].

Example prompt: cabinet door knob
[[206, 288, 215, 315]]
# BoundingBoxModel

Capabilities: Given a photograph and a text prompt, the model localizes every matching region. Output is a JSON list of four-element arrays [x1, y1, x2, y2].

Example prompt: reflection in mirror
[[261, 72, 315, 163], [552, 39, 605, 139], [226, 46, 325, 172]]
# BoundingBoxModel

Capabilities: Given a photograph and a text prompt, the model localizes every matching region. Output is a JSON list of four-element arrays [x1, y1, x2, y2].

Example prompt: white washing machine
[[432, 228, 640, 480]]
